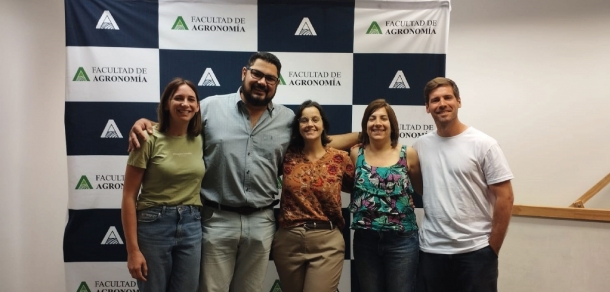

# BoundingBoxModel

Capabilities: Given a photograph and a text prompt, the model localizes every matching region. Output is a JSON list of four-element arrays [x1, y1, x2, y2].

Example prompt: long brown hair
[[289, 100, 331, 150], [157, 77, 202, 138]]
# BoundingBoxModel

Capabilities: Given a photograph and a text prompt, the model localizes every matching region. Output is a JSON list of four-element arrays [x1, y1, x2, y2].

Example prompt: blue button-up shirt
[[199, 89, 294, 208]]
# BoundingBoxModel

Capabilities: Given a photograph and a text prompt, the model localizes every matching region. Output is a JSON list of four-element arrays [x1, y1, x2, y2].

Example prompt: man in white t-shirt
[[413, 77, 514, 292]]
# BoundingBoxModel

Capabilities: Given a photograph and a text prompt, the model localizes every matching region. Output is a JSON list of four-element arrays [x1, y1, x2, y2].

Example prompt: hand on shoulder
[[128, 119, 155, 152]]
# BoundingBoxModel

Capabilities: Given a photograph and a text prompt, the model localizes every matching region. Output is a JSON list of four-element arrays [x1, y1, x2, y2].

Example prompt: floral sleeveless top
[[349, 145, 418, 233]]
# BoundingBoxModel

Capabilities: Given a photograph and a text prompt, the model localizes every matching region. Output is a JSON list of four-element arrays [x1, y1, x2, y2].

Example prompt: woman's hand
[[127, 250, 148, 281]]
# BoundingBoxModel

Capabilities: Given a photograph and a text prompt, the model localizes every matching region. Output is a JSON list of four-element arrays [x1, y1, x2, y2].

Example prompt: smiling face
[[166, 84, 199, 125], [426, 85, 461, 127], [366, 107, 391, 142], [298, 106, 324, 143], [241, 59, 279, 107]]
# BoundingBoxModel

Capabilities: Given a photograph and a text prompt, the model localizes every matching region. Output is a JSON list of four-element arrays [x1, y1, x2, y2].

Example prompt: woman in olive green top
[[121, 78, 205, 292]]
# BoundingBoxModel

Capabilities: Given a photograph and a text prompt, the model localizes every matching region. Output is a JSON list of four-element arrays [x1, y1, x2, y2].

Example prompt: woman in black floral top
[[349, 99, 423, 292]]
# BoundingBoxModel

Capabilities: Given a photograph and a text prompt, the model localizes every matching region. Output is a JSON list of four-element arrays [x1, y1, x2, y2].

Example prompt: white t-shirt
[[413, 127, 513, 254]]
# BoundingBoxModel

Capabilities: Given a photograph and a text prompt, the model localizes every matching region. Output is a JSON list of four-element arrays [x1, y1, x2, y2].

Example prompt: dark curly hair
[[289, 100, 331, 150]]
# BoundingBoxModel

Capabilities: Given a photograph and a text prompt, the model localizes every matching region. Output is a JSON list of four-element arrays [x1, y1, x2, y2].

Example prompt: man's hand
[[128, 119, 154, 152], [488, 242, 500, 256]]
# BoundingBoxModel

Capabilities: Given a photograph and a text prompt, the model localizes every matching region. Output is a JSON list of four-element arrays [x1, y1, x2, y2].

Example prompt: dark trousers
[[416, 246, 498, 292], [353, 229, 419, 292]]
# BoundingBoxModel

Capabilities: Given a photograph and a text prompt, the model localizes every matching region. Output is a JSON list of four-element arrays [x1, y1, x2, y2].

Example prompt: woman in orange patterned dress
[[272, 100, 355, 292]]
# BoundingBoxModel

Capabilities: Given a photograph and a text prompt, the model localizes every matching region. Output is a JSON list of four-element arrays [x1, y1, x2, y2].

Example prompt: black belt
[[203, 199, 278, 216], [300, 221, 335, 230]]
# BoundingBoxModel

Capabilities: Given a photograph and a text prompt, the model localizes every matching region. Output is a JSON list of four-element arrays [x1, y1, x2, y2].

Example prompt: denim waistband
[[355, 228, 418, 236], [140, 205, 200, 214]]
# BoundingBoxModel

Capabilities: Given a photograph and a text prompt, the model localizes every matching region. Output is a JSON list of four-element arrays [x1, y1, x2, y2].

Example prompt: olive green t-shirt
[[127, 127, 205, 210]]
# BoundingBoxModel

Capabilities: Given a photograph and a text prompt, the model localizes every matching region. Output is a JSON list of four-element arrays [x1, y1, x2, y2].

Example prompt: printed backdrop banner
[[64, 0, 450, 291]]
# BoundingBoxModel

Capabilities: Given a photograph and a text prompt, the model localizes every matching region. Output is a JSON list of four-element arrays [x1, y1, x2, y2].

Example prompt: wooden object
[[512, 173, 610, 222]]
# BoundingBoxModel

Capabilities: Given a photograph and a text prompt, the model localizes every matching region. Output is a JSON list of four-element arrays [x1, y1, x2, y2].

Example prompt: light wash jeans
[[137, 205, 202, 292], [199, 206, 275, 292], [353, 229, 419, 292]]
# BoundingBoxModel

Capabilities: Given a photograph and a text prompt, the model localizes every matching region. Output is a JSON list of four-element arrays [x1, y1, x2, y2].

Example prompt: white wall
[[0, 0, 68, 291], [447, 0, 610, 291], [449, 0, 610, 208], [0, 0, 608, 291]]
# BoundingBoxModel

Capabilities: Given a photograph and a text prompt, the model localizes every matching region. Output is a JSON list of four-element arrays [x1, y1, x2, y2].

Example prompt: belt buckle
[[303, 222, 313, 230]]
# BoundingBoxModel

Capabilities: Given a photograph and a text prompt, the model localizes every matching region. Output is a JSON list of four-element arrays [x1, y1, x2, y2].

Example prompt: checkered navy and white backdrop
[[64, 0, 450, 291]]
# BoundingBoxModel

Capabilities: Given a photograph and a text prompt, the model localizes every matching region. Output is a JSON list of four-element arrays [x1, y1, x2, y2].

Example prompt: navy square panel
[[64, 209, 125, 262], [65, 0, 158, 48], [258, 0, 355, 53], [285, 104, 352, 138], [353, 53, 446, 106], [159, 50, 254, 99], [65, 102, 158, 156]]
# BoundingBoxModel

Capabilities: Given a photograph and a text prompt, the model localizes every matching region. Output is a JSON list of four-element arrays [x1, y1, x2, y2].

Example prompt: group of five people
[[121, 52, 514, 292]]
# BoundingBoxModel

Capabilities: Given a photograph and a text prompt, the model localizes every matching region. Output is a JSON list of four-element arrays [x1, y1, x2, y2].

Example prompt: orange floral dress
[[278, 147, 355, 229]]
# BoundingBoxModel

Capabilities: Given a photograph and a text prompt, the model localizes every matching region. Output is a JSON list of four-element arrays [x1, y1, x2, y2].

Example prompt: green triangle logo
[[73, 67, 90, 81], [75, 175, 93, 190], [269, 280, 282, 292], [276, 176, 283, 189], [172, 16, 188, 30], [278, 74, 286, 85], [76, 282, 92, 292], [366, 21, 382, 34]]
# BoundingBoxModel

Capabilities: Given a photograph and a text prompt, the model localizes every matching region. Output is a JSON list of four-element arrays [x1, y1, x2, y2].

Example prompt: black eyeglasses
[[246, 67, 280, 85]]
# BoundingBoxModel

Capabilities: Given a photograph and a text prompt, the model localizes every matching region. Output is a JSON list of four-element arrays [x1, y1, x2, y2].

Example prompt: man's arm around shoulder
[[128, 119, 155, 152]]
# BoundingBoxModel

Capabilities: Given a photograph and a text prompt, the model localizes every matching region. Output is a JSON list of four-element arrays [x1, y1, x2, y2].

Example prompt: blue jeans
[[200, 206, 275, 292], [353, 229, 419, 292], [137, 205, 202, 292], [416, 246, 498, 292]]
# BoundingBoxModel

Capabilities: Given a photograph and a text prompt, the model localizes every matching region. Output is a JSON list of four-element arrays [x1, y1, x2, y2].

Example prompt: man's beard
[[242, 80, 274, 107]]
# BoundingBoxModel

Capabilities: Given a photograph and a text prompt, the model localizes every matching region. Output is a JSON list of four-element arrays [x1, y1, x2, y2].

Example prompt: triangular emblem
[[389, 70, 411, 89], [101, 119, 123, 138], [389, 70, 410, 89], [96, 10, 120, 30], [269, 280, 282, 292], [295, 17, 317, 36], [366, 21, 382, 34], [172, 16, 189, 30], [76, 282, 92, 292], [278, 74, 286, 85], [73, 67, 90, 82], [75, 175, 93, 190], [198, 68, 220, 86], [101, 226, 124, 245]]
